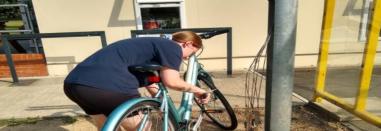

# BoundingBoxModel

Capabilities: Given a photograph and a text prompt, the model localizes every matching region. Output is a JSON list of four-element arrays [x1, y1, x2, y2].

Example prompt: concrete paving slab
[[6, 68, 378, 130], [0, 77, 84, 119], [0, 70, 305, 120], [293, 67, 381, 130]]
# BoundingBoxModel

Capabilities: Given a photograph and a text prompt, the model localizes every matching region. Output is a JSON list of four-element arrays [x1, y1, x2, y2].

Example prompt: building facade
[[2, 0, 379, 77]]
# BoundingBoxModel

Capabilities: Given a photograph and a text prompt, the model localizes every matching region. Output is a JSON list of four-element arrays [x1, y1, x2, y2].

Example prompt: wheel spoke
[[111, 101, 176, 131]]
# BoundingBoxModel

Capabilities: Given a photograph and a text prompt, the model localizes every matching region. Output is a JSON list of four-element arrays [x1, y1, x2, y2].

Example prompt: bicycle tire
[[103, 100, 177, 131], [195, 77, 238, 130]]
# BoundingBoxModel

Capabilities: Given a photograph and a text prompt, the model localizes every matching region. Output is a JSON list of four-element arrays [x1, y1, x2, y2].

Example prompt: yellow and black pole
[[313, 0, 381, 127], [313, 0, 335, 103], [355, 0, 381, 112]]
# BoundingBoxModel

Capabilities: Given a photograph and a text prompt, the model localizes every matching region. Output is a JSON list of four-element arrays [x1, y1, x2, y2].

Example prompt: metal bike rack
[[1, 31, 108, 83], [130, 27, 233, 75]]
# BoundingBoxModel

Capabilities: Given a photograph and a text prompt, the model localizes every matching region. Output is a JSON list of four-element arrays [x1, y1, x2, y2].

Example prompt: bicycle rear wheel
[[102, 100, 177, 131], [195, 77, 238, 130]]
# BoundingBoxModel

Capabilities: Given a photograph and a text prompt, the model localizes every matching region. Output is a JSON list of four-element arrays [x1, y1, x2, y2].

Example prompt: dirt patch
[[0, 105, 351, 131], [241, 104, 351, 131]]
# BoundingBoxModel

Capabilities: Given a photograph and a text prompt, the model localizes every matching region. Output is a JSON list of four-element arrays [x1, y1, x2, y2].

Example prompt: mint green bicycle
[[101, 31, 238, 131]]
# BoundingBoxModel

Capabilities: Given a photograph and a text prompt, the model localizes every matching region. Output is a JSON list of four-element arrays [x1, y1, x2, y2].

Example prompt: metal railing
[[313, 0, 381, 127], [1, 31, 107, 83]]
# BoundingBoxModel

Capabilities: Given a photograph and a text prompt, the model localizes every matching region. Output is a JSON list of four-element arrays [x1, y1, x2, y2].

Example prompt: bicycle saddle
[[129, 64, 162, 86], [128, 64, 162, 72]]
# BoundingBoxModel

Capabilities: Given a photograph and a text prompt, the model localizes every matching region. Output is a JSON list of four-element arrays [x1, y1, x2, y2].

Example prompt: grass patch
[[61, 116, 77, 124], [0, 117, 42, 126], [0, 116, 78, 127]]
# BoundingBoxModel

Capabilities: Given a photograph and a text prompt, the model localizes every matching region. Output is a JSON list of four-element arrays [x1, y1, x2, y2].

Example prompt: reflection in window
[[141, 7, 181, 30], [359, 0, 381, 41], [0, 0, 41, 54]]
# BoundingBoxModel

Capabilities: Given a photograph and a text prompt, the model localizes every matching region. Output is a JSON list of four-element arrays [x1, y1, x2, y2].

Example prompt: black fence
[[1, 31, 107, 82]]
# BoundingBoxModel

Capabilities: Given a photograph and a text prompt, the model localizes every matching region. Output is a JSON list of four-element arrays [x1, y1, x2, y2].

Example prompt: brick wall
[[0, 54, 48, 78]]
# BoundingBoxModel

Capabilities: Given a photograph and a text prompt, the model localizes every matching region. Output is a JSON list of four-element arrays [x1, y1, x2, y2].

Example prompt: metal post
[[21, 3, 40, 53], [265, 0, 297, 130], [100, 32, 108, 48], [227, 28, 233, 75], [265, 0, 275, 129], [355, 0, 381, 111], [313, 0, 335, 103], [1, 36, 19, 82]]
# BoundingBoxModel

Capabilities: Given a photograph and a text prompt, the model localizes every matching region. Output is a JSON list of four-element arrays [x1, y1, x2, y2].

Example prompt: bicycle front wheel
[[196, 77, 238, 130], [102, 100, 177, 131]]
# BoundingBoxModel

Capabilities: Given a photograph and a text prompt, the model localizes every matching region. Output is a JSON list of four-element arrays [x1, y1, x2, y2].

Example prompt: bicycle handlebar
[[198, 30, 228, 39]]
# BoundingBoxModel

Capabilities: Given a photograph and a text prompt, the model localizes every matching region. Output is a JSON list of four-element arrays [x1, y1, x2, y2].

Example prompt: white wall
[[32, 0, 136, 76], [33, 0, 372, 76]]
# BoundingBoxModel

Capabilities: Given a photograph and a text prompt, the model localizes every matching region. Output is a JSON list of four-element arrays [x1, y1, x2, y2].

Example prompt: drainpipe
[[265, 0, 298, 130]]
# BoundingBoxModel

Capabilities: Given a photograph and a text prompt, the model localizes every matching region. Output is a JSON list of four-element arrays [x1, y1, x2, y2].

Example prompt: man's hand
[[194, 90, 210, 104]]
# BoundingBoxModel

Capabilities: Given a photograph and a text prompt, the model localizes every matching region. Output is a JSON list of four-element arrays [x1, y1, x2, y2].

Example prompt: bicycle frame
[[102, 54, 204, 131], [155, 54, 201, 130], [101, 30, 232, 131]]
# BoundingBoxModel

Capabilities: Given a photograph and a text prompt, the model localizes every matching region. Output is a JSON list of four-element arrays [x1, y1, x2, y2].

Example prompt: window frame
[[133, 0, 186, 30], [359, 0, 381, 41]]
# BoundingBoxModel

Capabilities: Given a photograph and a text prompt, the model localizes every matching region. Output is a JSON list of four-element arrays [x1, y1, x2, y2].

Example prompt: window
[[0, 0, 41, 54], [359, 0, 381, 41], [134, 0, 186, 30]]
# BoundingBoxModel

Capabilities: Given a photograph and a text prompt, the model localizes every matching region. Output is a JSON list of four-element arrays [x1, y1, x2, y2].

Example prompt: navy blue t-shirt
[[64, 37, 182, 95]]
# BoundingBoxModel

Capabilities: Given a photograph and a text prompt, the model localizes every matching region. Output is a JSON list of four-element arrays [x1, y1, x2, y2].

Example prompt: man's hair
[[172, 31, 202, 48]]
